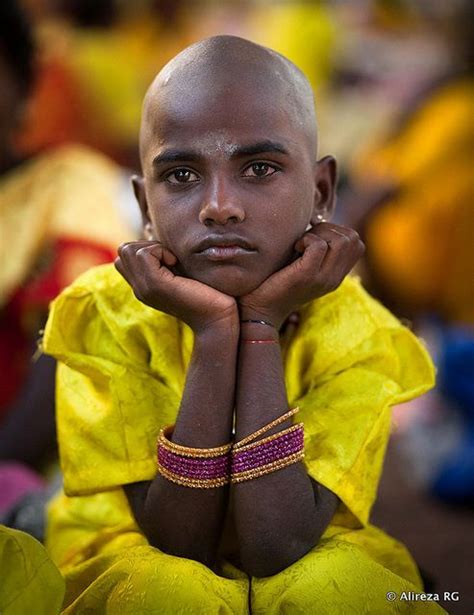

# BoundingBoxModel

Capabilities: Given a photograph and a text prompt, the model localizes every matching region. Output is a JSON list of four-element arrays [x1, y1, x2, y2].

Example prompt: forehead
[[141, 73, 312, 163]]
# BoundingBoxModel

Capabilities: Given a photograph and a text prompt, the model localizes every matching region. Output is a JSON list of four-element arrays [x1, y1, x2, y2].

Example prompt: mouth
[[194, 235, 256, 262]]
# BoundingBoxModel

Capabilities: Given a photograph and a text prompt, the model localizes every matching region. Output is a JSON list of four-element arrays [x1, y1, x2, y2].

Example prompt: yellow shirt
[[43, 264, 444, 614]]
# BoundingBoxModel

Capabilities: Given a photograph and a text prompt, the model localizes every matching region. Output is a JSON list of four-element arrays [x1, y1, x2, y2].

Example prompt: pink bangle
[[157, 426, 231, 488], [231, 423, 304, 483]]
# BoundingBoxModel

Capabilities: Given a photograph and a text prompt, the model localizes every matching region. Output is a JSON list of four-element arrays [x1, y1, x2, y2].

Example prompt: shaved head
[[133, 35, 336, 297], [140, 35, 317, 163]]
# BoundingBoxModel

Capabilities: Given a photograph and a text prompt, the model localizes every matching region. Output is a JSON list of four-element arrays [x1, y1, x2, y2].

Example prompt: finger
[[269, 236, 329, 294], [117, 241, 179, 269], [135, 244, 176, 284], [117, 242, 155, 280], [117, 240, 160, 267], [310, 222, 360, 242], [114, 256, 127, 280], [147, 244, 178, 267], [117, 240, 160, 255], [316, 227, 364, 277], [292, 234, 332, 276]]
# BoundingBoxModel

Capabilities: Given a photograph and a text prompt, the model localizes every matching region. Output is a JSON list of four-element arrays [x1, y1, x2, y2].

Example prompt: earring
[[144, 223, 154, 240], [316, 214, 326, 223]]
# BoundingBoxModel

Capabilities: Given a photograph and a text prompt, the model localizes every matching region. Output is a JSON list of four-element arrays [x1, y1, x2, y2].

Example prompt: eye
[[242, 162, 279, 178], [165, 168, 200, 184]]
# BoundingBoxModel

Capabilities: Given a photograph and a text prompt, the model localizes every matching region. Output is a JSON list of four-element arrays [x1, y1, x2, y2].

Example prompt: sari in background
[[0, 144, 134, 419]]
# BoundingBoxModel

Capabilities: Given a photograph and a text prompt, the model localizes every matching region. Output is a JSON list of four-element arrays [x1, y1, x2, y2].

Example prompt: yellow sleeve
[[43, 266, 184, 497], [285, 279, 435, 527]]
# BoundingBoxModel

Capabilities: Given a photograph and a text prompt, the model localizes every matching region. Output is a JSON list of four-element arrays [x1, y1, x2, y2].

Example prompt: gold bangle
[[233, 407, 300, 449], [157, 462, 229, 488], [159, 425, 233, 458], [231, 451, 304, 484], [233, 423, 304, 453]]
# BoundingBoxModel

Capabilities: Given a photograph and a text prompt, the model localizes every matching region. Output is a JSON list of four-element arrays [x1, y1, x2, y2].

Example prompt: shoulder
[[300, 275, 403, 351], [286, 276, 434, 398], [37, 144, 121, 180]]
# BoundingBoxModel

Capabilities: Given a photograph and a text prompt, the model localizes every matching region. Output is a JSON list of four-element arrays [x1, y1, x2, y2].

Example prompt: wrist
[[194, 313, 240, 344], [239, 305, 286, 332], [240, 321, 278, 343]]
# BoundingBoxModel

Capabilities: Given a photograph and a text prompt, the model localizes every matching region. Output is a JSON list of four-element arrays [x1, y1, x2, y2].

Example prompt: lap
[[251, 525, 446, 614], [61, 542, 248, 615]]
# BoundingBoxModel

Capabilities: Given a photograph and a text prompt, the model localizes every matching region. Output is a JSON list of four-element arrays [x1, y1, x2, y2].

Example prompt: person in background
[[347, 1, 473, 503], [17, 0, 192, 168], [0, 0, 136, 536]]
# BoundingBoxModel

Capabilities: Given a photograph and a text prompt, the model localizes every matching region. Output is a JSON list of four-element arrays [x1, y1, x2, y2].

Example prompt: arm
[[115, 241, 238, 568], [233, 223, 364, 577]]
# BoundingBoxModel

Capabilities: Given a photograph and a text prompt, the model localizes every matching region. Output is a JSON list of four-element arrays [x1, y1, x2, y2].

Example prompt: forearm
[[233, 321, 322, 577], [132, 320, 238, 567]]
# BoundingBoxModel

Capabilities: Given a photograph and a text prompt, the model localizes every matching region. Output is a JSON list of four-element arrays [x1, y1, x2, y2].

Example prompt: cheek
[[148, 203, 180, 245]]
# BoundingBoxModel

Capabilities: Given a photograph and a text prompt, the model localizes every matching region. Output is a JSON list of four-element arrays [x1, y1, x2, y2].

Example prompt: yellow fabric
[[0, 145, 133, 307], [353, 79, 474, 324], [0, 525, 65, 615], [43, 264, 444, 613], [250, 4, 337, 95]]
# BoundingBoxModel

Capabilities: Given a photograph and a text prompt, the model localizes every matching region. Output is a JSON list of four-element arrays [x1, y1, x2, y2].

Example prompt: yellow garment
[[353, 79, 474, 324], [250, 3, 337, 96], [0, 145, 133, 308], [0, 525, 64, 615], [44, 264, 445, 614]]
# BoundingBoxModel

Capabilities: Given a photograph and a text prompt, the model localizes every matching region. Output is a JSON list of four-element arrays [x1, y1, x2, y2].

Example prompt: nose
[[198, 177, 245, 227]]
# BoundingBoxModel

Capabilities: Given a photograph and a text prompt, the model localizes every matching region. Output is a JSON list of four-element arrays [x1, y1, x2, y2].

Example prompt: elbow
[[149, 534, 216, 569], [241, 536, 319, 578]]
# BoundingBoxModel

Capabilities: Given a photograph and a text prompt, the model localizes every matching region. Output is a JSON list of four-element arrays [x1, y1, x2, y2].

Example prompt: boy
[[44, 36, 444, 613]]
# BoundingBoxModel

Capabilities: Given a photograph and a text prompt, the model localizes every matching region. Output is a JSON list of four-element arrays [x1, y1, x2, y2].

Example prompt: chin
[[188, 266, 263, 297]]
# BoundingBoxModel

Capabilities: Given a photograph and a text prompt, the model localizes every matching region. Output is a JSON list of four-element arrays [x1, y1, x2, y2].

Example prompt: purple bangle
[[231, 424, 304, 481], [158, 446, 230, 481], [158, 447, 230, 480], [232, 429, 303, 471]]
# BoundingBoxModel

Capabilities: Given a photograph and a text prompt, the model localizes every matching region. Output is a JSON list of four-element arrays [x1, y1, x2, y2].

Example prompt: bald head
[[140, 35, 317, 162]]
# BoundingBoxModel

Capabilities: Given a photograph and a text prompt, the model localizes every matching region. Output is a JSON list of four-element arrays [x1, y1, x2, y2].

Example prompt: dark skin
[[116, 36, 364, 577]]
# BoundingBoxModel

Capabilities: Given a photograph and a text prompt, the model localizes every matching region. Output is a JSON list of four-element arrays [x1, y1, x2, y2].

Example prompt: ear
[[310, 155, 337, 225], [131, 175, 155, 240]]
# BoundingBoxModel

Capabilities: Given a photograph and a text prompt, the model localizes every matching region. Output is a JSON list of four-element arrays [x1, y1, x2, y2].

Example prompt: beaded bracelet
[[231, 423, 305, 483], [157, 426, 232, 488]]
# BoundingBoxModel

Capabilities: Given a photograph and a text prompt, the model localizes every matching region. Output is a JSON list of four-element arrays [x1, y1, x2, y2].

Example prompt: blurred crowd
[[0, 0, 472, 610]]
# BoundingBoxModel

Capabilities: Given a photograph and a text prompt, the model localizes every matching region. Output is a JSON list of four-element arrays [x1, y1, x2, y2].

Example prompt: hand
[[115, 241, 238, 334], [239, 223, 365, 329]]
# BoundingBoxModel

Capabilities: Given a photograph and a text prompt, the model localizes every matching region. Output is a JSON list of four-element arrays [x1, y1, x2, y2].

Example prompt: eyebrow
[[152, 150, 201, 165], [152, 140, 289, 166], [232, 140, 289, 158]]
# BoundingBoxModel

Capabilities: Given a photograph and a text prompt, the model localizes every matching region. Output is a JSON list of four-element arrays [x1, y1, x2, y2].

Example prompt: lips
[[194, 234, 256, 261], [195, 234, 255, 253]]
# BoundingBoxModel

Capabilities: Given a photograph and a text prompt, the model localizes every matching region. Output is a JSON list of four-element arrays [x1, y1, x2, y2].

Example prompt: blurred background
[[0, 1, 472, 612]]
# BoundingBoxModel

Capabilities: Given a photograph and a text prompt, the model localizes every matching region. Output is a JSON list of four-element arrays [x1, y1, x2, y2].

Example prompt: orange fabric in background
[[354, 79, 474, 324]]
